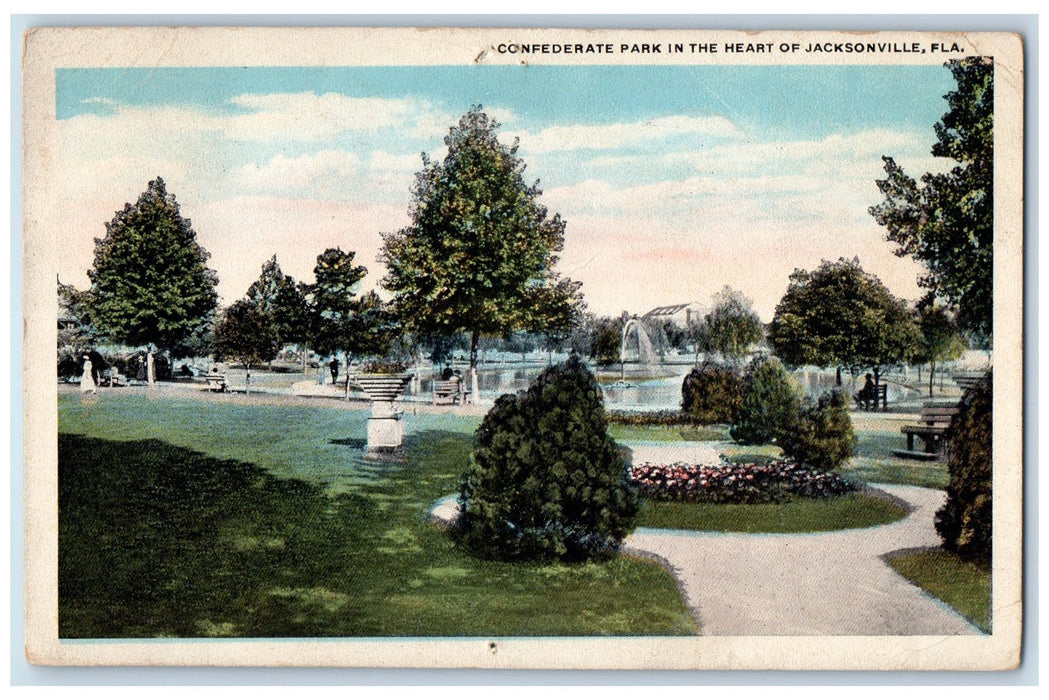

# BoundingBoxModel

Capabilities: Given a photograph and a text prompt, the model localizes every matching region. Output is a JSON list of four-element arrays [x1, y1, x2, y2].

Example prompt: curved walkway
[[624, 483, 981, 636], [430, 481, 983, 636]]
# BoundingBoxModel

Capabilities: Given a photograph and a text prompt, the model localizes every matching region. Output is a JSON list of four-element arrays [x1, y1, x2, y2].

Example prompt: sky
[[53, 64, 957, 321]]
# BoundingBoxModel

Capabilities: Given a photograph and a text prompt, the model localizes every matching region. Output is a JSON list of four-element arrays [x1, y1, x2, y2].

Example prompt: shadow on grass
[[59, 429, 696, 638], [329, 437, 368, 449], [59, 433, 383, 639]]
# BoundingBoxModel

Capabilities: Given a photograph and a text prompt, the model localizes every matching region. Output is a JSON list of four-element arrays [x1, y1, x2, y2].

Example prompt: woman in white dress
[[80, 355, 96, 394]]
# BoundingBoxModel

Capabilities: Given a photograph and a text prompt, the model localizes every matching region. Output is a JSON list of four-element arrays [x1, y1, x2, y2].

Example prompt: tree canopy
[[380, 106, 581, 368], [307, 247, 368, 360], [911, 303, 967, 396], [768, 258, 920, 381], [869, 58, 993, 340], [246, 255, 310, 350], [306, 248, 397, 396], [696, 286, 765, 363], [58, 277, 96, 358], [87, 177, 219, 367], [214, 299, 281, 392]]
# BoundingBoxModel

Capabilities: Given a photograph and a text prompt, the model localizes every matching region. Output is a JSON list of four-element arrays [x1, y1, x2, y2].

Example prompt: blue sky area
[[52, 64, 958, 318], [57, 65, 953, 136]]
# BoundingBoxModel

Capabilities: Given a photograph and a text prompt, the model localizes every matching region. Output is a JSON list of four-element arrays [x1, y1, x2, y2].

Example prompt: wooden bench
[[99, 368, 127, 387], [854, 383, 888, 411], [204, 373, 229, 393], [952, 371, 987, 393], [895, 401, 961, 459], [432, 379, 468, 405]]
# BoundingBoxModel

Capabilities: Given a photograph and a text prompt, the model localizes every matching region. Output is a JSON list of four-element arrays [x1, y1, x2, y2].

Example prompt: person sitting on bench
[[855, 373, 876, 410]]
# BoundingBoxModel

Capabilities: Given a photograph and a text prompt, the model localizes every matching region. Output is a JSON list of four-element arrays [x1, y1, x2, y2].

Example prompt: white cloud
[[515, 114, 741, 153], [52, 98, 938, 320], [226, 93, 452, 142], [229, 150, 361, 195]]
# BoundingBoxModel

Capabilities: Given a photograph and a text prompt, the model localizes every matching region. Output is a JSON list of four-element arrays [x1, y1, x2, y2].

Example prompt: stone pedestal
[[366, 414, 404, 453], [354, 374, 413, 456]]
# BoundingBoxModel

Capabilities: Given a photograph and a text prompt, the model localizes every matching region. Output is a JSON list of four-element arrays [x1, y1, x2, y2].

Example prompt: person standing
[[329, 358, 340, 385], [80, 355, 97, 394]]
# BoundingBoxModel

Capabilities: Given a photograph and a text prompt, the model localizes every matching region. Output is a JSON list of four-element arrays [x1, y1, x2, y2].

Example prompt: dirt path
[[624, 483, 981, 636]]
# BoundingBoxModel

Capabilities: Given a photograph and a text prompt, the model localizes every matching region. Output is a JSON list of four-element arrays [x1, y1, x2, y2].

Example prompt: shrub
[[630, 460, 854, 504], [681, 360, 743, 425], [456, 356, 639, 562], [731, 356, 802, 445], [778, 390, 856, 470], [606, 409, 690, 426], [935, 372, 992, 565]]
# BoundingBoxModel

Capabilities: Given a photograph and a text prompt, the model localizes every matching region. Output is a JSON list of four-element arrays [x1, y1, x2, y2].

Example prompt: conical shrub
[[456, 356, 639, 561]]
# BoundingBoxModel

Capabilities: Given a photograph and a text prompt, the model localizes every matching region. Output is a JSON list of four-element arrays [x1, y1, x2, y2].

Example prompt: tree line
[[59, 58, 991, 401]]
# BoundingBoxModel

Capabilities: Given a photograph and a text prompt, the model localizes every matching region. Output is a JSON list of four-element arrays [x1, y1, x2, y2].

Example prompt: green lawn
[[608, 423, 729, 443], [58, 392, 695, 638], [887, 550, 991, 632], [636, 491, 908, 533], [843, 413, 950, 489]]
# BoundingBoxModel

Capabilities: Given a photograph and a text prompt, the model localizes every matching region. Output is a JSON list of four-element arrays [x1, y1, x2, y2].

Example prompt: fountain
[[619, 317, 661, 383]]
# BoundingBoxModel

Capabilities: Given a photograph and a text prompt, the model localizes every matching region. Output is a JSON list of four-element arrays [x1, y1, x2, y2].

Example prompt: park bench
[[204, 373, 229, 393], [854, 383, 888, 411], [432, 379, 468, 405], [951, 371, 987, 393], [99, 368, 127, 387], [895, 401, 962, 460]]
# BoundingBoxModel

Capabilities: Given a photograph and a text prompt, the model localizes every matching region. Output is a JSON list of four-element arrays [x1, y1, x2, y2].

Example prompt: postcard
[[22, 26, 1024, 670]]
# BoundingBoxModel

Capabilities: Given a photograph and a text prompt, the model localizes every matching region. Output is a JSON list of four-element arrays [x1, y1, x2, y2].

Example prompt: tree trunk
[[929, 360, 936, 398], [147, 350, 156, 386], [246, 362, 252, 396], [835, 365, 842, 386], [344, 352, 352, 401], [873, 366, 881, 409], [470, 331, 479, 404]]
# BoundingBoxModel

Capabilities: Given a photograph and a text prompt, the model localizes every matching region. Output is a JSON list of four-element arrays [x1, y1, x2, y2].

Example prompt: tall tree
[[57, 277, 96, 363], [87, 177, 218, 384], [869, 57, 993, 340], [524, 275, 586, 363], [911, 303, 967, 397], [213, 299, 280, 395], [246, 255, 311, 369], [768, 258, 921, 389], [380, 106, 581, 400], [698, 286, 765, 365], [307, 248, 396, 398]]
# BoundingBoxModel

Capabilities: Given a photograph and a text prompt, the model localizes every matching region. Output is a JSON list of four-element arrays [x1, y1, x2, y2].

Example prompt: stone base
[[365, 415, 404, 455]]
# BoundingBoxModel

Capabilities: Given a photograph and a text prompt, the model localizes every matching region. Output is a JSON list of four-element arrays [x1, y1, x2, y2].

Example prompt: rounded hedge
[[681, 360, 743, 425], [778, 389, 856, 470], [456, 356, 639, 562], [731, 356, 802, 445], [935, 372, 992, 565]]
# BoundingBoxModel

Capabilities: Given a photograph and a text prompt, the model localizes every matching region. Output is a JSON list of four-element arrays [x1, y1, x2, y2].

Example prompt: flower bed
[[630, 459, 855, 504], [358, 358, 409, 375]]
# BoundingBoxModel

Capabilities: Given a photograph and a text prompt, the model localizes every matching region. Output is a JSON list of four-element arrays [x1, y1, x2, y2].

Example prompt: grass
[[843, 412, 950, 489], [58, 392, 695, 638], [608, 423, 730, 443], [609, 417, 918, 535], [636, 491, 908, 533], [887, 549, 991, 632]]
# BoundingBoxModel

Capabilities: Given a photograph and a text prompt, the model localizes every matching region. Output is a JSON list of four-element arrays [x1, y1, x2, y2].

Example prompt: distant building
[[641, 302, 706, 328]]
